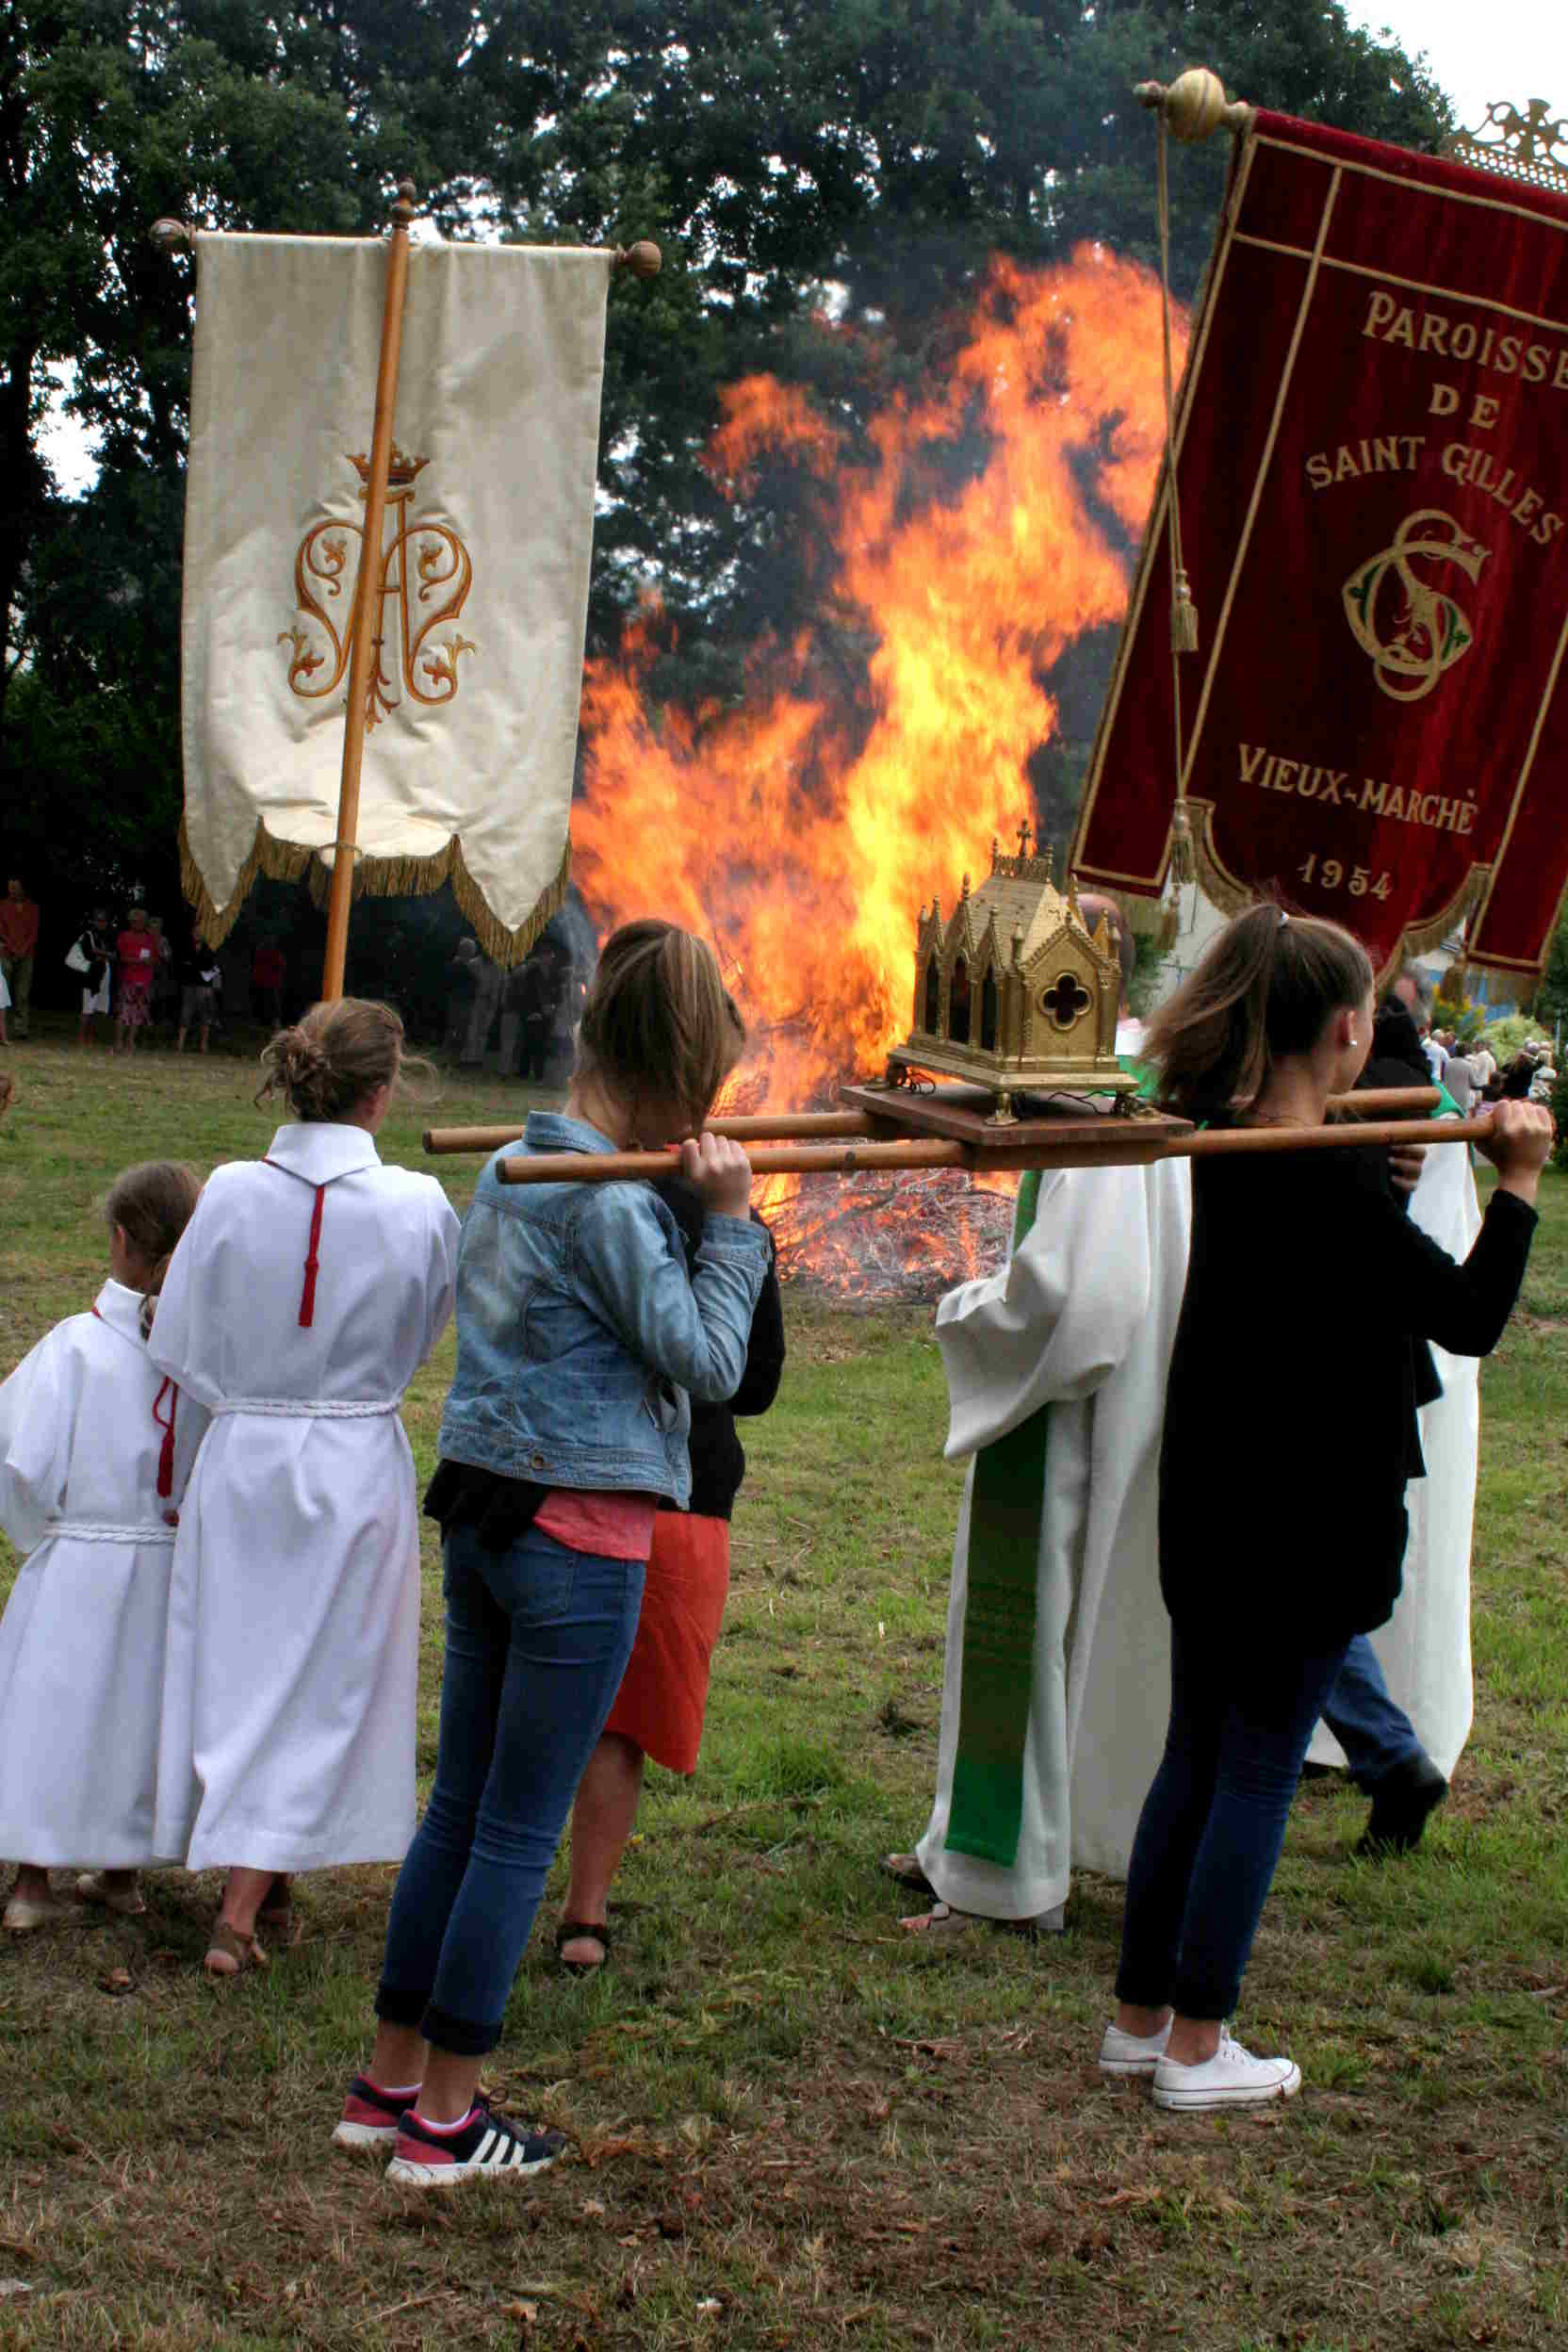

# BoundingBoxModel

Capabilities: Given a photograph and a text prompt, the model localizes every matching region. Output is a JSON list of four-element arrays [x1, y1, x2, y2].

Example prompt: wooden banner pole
[[494, 1113, 1498, 1187], [421, 1086, 1443, 1158], [320, 179, 418, 1003]]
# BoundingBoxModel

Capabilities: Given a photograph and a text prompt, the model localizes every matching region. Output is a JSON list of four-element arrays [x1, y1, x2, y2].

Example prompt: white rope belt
[[210, 1396, 401, 1419], [44, 1519, 177, 1546]]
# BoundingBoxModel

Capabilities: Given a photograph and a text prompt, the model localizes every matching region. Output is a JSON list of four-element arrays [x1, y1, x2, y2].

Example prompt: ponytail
[[1142, 904, 1373, 1118], [578, 921, 744, 1136], [139, 1249, 176, 1341], [102, 1162, 202, 1342]]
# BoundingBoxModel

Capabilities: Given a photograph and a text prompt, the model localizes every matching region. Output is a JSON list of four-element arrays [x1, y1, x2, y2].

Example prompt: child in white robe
[[0, 1162, 206, 1932], [147, 998, 460, 1976]]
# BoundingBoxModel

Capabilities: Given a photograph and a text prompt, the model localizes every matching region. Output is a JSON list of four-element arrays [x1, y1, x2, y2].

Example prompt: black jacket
[[1159, 1134, 1535, 1643], [654, 1177, 785, 1520]]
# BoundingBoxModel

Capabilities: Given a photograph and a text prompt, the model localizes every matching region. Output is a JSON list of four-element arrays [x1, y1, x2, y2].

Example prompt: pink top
[[533, 1489, 658, 1561], [118, 930, 155, 989]]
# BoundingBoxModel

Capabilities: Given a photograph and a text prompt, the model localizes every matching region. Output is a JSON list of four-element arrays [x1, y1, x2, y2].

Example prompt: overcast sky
[[1341, 0, 1566, 134]]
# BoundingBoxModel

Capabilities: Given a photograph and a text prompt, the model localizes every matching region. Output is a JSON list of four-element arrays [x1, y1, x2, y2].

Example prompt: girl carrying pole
[[0, 1164, 205, 1932], [335, 921, 769, 2187], [1100, 905, 1552, 2111], [147, 999, 461, 1974]]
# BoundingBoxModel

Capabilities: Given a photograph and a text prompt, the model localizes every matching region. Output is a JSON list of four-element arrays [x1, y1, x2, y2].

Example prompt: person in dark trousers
[[1300, 984, 1457, 1851], [1101, 905, 1551, 2114]]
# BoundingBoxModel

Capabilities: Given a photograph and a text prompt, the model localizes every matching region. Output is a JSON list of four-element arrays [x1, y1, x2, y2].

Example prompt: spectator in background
[[176, 927, 223, 1054], [252, 939, 286, 1028], [465, 947, 502, 1067], [1502, 1047, 1545, 1102], [517, 945, 567, 1083], [1470, 1039, 1498, 1096], [115, 907, 157, 1054], [148, 916, 177, 1034], [72, 908, 114, 1048], [444, 939, 479, 1061], [0, 879, 39, 1039], [1442, 1048, 1475, 1115]]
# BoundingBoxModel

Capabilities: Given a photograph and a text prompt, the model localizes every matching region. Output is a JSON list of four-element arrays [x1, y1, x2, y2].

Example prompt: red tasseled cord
[[299, 1182, 327, 1328], [152, 1377, 178, 1498], [265, 1160, 329, 1327]]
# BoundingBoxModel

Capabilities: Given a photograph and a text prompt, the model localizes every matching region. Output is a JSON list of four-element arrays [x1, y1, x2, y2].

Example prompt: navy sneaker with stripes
[[385, 2097, 566, 2187], [332, 2075, 414, 2148]]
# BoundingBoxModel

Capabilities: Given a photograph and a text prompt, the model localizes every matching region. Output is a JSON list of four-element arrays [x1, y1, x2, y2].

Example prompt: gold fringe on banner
[[1179, 798, 1253, 920], [1168, 801, 1493, 984], [181, 814, 573, 972], [1394, 867, 1489, 969]]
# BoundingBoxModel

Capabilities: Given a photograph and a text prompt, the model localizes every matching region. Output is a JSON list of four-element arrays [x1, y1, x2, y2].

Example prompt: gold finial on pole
[[320, 177, 419, 1003], [614, 240, 662, 278], [150, 218, 193, 253], [1135, 69, 1253, 142]]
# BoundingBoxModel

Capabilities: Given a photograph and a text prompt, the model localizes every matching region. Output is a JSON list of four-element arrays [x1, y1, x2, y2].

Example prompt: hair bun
[[254, 997, 406, 1122]]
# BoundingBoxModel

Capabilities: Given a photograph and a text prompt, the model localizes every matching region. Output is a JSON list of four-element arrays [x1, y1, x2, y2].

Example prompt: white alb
[[0, 1279, 211, 1865], [147, 1123, 459, 1872], [916, 1135, 1193, 1921]]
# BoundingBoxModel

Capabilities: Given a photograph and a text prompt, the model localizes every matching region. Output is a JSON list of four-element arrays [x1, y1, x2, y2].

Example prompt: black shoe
[[385, 2096, 566, 2187], [1356, 1756, 1447, 1855]]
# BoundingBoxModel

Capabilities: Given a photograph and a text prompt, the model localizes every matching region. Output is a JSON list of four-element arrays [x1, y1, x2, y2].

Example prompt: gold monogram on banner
[[1341, 510, 1490, 703], [280, 448, 476, 728]]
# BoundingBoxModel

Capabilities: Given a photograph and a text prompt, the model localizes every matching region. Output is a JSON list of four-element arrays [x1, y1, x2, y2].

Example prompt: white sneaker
[[1152, 2026, 1301, 2112], [1099, 2017, 1173, 2078]]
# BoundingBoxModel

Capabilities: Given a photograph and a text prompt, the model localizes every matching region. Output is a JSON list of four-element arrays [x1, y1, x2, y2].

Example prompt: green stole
[[942, 1053, 1153, 1868], [943, 1168, 1051, 1868]]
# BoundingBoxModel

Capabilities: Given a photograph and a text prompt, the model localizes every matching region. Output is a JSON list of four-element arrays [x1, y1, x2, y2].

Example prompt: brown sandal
[[203, 1919, 267, 1978], [256, 1875, 299, 1948], [555, 1919, 612, 1975]]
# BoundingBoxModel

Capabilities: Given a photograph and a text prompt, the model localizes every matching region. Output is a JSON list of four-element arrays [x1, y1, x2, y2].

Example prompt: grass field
[[0, 1026, 1564, 2349]]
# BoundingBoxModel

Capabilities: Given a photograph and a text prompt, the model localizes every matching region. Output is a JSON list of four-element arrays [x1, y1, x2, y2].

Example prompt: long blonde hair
[[257, 997, 409, 1123], [103, 1161, 202, 1338], [578, 921, 744, 1135], [1142, 904, 1373, 1118]]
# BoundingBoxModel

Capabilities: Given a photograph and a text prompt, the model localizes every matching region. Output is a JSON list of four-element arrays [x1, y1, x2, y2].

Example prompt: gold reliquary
[[885, 823, 1134, 1118]]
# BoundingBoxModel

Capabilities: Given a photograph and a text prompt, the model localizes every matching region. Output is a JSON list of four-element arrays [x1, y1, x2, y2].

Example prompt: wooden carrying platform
[[834, 1082, 1190, 1164]]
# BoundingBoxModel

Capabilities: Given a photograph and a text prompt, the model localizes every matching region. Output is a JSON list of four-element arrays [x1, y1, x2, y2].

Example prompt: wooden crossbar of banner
[[422, 1086, 1441, 1156], [494, 1114, 1493, 1187]]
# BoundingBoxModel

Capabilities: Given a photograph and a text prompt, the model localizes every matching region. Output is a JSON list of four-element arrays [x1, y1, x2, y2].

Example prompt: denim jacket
[[437, 1113, 772, 1505]]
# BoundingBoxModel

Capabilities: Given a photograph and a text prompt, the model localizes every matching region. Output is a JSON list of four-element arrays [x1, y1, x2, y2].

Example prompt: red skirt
[[602, 1512, 730, 1774]]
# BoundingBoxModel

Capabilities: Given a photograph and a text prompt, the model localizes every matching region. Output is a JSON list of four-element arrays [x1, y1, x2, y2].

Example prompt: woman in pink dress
[[116, 907, 157, 1054]]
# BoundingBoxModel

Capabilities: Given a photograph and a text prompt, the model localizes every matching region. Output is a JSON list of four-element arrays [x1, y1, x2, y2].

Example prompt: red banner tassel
[[153, 1377, 178, 1498], [299, 1183, 327, 1328]]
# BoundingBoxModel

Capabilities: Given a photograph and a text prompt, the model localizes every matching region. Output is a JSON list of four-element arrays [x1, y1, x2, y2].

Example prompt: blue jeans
[[1321, 1634, 1425, 1791], [1116, 1625, 1351, 2021], [376, 1523, 645, 2056]]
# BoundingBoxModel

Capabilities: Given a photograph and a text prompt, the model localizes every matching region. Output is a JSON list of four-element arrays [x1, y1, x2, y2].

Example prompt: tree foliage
[[3, 2, 1453, 979]]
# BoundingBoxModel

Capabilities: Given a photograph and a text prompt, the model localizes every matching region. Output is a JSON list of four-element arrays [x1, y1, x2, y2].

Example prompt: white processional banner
[[181, 234, 612, 958]]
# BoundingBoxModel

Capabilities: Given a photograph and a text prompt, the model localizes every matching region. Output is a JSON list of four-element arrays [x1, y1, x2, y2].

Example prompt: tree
[[4, 1, 1454, 987]]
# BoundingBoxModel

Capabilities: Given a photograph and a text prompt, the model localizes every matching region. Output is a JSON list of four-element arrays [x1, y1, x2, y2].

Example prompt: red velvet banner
[[1072, 111, 1568, 975]]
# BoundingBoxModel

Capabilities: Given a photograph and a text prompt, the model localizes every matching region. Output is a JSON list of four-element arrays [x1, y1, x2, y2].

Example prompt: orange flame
[[573, 245, 1178, 1288]]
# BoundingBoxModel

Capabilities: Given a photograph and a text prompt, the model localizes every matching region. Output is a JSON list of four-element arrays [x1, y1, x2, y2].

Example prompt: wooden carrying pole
[[495, 1113, 1495, 1186], [421, 1086, 1442, 1157], [320, 180, 418, 1003]]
